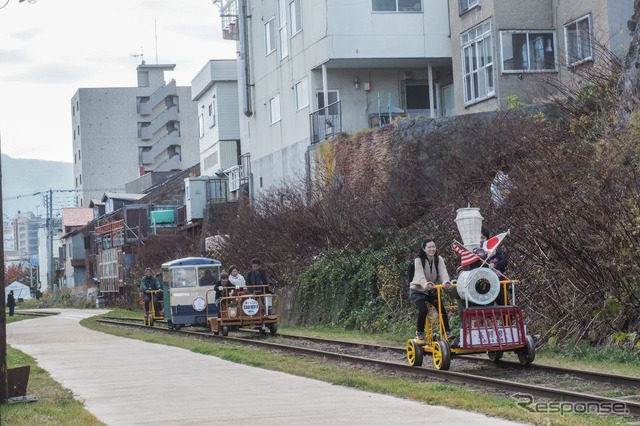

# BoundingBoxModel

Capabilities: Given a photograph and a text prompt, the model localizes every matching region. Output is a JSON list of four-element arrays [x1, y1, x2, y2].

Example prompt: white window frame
[[198, 113, 205, 138], [459, 0, 479, 14], [269, 94, 281, 124], [372, 0, 422, 12], [208, 101, 216, 128], [461, 19, 494, 105], [265, 17, 276, 56], [315, 90, 340, 114], [279, 0, 288, 59], [564, 14, 592, 67], [294, 77, 309, 111], [289, 0, 302, 35], [499, 30, 558, 73]]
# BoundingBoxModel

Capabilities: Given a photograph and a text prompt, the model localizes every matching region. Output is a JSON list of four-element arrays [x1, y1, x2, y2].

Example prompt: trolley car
[[142, 257, 222, 330], [208, 285, 280, 336], [143, 256, 280, 336], [406, 274, 535, 370]]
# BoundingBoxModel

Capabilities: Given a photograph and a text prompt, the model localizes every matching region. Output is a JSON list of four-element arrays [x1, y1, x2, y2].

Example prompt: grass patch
[[78, 310, 633, 426], [0, 346, 103, 426]]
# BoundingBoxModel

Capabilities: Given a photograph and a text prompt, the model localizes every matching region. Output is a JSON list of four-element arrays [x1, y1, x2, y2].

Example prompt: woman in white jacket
[[228, 265, 246, 290], [409, 237, 452, 344]]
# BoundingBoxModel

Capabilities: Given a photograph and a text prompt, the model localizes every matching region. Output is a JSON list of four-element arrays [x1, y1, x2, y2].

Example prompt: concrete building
[[212, 0, 633, 196], [192, 60, 242, 176], [450, 0, 634, 114], [11, 211, 42, 259], [38, 222, 62, 293], [216, 0, 453, 197], [71, 63, 200, 208], [60, 208, 94, 288]]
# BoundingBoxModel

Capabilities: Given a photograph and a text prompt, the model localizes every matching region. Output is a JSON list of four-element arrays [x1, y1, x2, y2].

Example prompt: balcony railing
[[310, 100, 341, 144]]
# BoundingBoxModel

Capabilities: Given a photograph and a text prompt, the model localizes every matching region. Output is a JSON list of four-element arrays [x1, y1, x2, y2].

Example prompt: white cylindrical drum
[[455, 207, 483, 249], [456, 267, 500, 305]]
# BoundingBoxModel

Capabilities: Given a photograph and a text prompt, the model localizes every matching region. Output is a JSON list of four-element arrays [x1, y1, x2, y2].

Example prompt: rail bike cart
[[143, 289, 164, 326], [208, 285, 280, 336], [405, 207, 535, 370], [145, 257, 223, 330]]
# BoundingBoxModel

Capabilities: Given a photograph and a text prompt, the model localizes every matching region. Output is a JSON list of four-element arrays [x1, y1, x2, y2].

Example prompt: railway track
[[97, 316, 640, 417]]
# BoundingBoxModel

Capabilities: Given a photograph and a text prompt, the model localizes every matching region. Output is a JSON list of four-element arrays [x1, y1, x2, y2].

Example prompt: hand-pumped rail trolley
[[406, 279, 535, 370], [143, 257, 280, 336]]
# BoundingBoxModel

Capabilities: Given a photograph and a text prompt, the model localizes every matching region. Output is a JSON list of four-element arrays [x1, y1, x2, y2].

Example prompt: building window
[[279, 0, 288, 59], [500, 31, 557, 73], [372, 0, 421, 12], [198, 113, 205, 138], [290, 0, 302, 35], [269, 94, 281, 124], [461, 19, 494, 105], [265, 17, 276, 55], [565, 15, 592, 67], [294, 77, 309, 110], [316, 90, 339, 113], [209, 101, 216, 127], [458, 0, 479, 14]]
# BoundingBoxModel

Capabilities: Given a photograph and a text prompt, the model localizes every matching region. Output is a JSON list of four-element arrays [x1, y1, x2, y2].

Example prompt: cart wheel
[[149, 317, 154, 327], [167, 320, 174, 330], [406, 339, 423, 367], [517, 335, 536, 366], [268, 323, 278, 336], [221, 326, 229, 336], [488, 351, 503, 362], [433, 340, 451, 370]]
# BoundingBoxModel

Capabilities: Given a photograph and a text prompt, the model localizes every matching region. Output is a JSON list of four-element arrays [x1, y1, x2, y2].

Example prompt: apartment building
[[216, 0, 453, 196], [71, 63, 200, 208], [191, 60, 242, 177], [451, 0, 633, 114], [60, 207, 94, 288], [213, 0, 633, 197]]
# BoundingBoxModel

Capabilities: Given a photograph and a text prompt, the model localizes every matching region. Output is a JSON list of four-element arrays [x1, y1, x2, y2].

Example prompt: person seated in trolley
[[408, 236, 453, 345], [199, 268, 217, 286], [227, 264, 247, 291], [174, 269, 196, 287]]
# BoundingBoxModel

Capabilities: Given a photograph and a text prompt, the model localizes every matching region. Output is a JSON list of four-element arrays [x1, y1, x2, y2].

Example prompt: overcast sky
[[0, 0, 236, 164]]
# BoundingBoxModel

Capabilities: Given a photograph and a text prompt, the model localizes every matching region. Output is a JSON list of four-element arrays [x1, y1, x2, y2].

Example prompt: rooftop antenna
[[154, 19, 159, 64], [131, 46, 145, 65]]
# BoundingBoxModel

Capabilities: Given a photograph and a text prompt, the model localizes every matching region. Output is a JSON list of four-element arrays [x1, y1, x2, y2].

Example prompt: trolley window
[[171, 268, 197, 288], [198, 266, 219, 286]]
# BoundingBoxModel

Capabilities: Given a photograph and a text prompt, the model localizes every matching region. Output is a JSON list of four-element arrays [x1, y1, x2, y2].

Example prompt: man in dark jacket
[[7, 290, 16, 317], [141, 268, 161, 315], [246, 258, 271, 293]]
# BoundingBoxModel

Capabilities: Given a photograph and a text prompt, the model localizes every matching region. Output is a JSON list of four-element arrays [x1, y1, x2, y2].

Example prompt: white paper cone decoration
[[455, 207, 483, 249]]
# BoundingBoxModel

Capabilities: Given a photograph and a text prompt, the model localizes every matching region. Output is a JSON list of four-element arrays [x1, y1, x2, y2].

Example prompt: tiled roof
[[101, 192, 146, 202], [61, 207, 94, 228]]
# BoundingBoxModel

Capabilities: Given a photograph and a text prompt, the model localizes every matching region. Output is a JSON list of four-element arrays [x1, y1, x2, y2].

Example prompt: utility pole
[[49, 189, 53, 291], [1, 135, 8, 406]]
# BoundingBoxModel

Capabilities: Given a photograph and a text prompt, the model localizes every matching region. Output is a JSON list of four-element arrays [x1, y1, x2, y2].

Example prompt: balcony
[[310, 101, 342, 144], [140, 130, 179, 164], [139, 105, 179, 140], [138, 79, 177, 116]]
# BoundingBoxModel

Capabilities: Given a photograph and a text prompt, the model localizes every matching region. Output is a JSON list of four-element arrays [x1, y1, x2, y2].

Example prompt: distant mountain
[[1, 154, 74, 217]]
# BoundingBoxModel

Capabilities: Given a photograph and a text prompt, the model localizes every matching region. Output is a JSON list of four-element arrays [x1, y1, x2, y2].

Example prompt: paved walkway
[[7, 309, 526, 425]]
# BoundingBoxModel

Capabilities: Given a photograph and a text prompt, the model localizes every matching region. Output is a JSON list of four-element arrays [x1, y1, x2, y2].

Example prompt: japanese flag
[[482, 230, 510, 256]]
